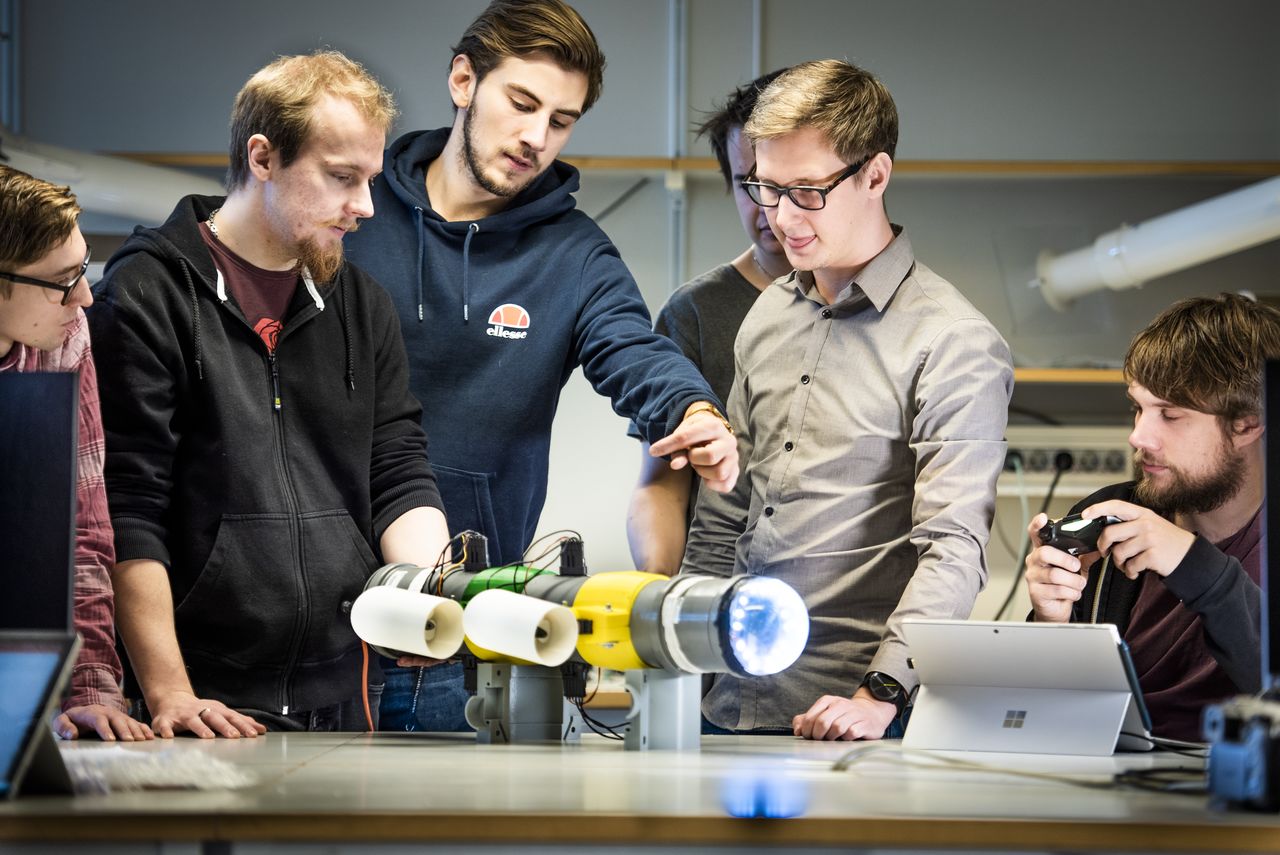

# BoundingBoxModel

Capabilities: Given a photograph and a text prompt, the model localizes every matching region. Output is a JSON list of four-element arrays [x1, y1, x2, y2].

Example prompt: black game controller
[[1037, 513, 1123, 556]]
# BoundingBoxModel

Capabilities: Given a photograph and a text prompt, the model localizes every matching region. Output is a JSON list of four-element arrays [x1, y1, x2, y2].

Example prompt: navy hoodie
[[89, 195, 443, 714], [346, 129, 719, 564]]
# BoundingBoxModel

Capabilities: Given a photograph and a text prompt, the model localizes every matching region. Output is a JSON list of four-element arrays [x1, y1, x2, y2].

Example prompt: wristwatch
[[860, 671, 908, 717]]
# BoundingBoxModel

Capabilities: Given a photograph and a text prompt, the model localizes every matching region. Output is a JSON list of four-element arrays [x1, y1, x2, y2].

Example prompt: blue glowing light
[[725, 577, 809, 676]]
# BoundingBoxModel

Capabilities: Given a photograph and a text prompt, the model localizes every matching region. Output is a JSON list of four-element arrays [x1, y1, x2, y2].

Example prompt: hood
[[105, 193, 224, 289], [100, 194, 349, 387], [384, 128, 581, 234]]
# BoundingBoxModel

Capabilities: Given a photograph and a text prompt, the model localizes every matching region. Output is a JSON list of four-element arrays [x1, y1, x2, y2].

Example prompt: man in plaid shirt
[[0, 165, 152, 741]]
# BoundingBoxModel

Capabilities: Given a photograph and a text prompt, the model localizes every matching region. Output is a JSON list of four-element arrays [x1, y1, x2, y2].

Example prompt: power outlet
[[1000, 425, 1132, 499]]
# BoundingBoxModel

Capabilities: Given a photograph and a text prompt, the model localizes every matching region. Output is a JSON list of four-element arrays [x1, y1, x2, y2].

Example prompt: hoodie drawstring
[[413, 208, 479, 324], [462, 222, 479, 323], [181, 260, 204, 380], [414, 207, 426, 323]]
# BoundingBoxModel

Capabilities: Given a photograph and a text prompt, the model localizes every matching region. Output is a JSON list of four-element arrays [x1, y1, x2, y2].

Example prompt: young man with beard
[[672, 61, 1013, 741], [1025, 293, 1278, 742], [88, 51, 449, 737], [0, 166, 152, 743], [627, 69, 790, 576], [344, 0, 737, 732]]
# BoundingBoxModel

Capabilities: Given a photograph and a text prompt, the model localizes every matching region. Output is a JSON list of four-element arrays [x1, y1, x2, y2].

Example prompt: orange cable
[[361, 640, 374, 732]]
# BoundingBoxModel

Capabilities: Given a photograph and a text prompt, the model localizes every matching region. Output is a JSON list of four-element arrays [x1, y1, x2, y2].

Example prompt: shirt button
[[821, 309, 833, 319], [800, 374, 811, 384], [763, 506, 775, 517], [784, 441, 794, 451]]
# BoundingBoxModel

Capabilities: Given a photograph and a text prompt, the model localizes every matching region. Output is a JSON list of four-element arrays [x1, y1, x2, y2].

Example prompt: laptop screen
[[0, 631, 78, 799], [0, 372, 78, 632]]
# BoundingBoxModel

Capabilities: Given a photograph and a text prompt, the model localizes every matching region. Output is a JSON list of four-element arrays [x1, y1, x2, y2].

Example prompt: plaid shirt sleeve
[[63, 316, 128, 712]]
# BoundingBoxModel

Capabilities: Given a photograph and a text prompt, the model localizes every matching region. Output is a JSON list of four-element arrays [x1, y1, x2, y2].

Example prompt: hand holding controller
[[1037, 513, 1123, 556]]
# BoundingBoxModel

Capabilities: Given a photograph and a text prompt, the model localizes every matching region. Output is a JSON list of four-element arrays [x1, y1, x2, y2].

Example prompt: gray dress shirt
[[683, 228, 1013, 731]]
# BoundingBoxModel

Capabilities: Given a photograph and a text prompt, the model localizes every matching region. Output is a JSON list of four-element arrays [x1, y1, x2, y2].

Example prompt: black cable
[[573, 698, 624, 740], [993, 454, 1072, 620], [1008, 405, 1061, 426], [1113, 766, 1207, 794]]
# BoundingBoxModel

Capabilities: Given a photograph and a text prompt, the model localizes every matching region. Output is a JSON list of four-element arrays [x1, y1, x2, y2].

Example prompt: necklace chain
[[206, 207, 221, 239]]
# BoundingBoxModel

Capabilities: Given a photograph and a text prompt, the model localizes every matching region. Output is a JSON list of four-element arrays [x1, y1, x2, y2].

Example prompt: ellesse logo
[[487, 303, 530, 340]]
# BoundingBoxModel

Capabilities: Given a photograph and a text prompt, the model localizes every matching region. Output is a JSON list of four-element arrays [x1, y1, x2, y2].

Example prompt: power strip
[[999, 425, 1132, 499]]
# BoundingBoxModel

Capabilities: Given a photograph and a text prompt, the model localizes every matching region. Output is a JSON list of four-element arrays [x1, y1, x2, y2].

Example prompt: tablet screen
[[0, 635, 75, 799]]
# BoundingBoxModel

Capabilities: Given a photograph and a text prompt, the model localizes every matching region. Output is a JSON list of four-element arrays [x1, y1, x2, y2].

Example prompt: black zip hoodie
[[88, 194, 443, 715]]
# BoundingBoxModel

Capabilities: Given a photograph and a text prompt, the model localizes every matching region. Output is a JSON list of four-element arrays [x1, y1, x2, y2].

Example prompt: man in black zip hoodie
[[1025, 294, 1279, 741], [88, 52, 450, 738]]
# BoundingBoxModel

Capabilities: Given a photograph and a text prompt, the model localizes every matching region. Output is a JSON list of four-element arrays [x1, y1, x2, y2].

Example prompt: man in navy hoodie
[[345, 0, 738, 731], [90, 52, 450, 737]]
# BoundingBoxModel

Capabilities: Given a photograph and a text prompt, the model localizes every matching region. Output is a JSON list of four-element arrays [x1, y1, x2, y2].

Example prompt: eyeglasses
[[0, 245, 92, 306], [740, 159, 869, 211]]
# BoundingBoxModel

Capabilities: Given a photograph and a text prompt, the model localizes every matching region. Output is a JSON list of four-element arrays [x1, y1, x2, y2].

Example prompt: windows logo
[[1003, 709, 1027, 729]]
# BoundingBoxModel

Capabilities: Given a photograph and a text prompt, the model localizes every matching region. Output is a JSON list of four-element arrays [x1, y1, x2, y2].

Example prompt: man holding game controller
[[1025, 293, 1279, 740]]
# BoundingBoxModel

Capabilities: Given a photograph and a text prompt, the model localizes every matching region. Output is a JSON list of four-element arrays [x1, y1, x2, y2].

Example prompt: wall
[[15, 0, 1280, 580]]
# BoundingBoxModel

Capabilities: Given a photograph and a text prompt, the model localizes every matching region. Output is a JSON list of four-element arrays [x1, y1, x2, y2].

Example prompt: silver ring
[[197, 707, 211, 719]]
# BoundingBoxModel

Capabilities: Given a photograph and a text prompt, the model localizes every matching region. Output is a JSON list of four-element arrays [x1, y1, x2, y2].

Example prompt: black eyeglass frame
[[0, 245, 92, 306], [740, 159, 871, 211]]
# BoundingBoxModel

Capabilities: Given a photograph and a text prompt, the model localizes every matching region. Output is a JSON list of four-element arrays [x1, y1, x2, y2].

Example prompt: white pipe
[[1, 127, 223, 226], [1034, 176, 1280, 311]]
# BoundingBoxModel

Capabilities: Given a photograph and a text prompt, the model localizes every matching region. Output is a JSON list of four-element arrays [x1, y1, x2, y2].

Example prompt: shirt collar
[[785, 224, 914, 312]]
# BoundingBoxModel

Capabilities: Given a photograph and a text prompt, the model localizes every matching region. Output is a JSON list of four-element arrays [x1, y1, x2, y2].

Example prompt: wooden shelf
[[109, 152, 1280, 178], [1013, 368, 1124, 384]]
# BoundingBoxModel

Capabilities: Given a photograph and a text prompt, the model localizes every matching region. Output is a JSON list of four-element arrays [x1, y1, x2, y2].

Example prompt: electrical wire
[[994, 462, 1067, 621], [360, 640, 374, 732], [1119, 731, 1210, 758], [831, 744, 1205, 794]]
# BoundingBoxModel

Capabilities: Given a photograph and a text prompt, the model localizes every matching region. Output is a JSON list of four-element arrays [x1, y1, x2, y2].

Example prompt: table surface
[[2, 733, 1278, 851]]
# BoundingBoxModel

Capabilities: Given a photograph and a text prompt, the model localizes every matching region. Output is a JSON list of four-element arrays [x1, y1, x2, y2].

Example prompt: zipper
[[266, 347, 308, 714], [268, 351, 282, 412], [200, 275, 326, 714]]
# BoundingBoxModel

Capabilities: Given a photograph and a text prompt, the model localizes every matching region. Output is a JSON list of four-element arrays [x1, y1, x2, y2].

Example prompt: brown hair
[[452, 0, 605, 113], [0, 165, 81, 299], [1125, 293, 1280, 427], [226, 49, 397, 190], [697, 68, 789, 190], [745, 59, 898, 166]]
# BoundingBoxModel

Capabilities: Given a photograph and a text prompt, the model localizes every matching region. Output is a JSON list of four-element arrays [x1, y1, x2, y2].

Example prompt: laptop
[[0, 630, 80, 798], [0, 371, 78, 631], [901, 619, 1154, 756]]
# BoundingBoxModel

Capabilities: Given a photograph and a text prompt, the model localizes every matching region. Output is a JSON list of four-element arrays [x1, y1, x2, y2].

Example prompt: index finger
[[1081, 499, 1140, 522], [649, 417, 724, 458]]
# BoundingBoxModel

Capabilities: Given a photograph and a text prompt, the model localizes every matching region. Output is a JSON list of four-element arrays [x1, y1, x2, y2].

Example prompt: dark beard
[[297, 237, 344, 285], [1133, 442, 1246, 516], [461, 102, 537, 199]]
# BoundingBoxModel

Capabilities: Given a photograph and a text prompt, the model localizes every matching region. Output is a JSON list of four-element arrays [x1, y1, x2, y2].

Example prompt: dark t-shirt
[[1123, 508, 1262, 741], [653, 262, 762, 408], [199, 222, 297, 353], [631, 262, 763, 522]]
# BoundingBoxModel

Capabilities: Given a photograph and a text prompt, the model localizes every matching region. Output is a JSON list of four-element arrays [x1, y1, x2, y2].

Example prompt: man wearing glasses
[[670, 61, 1013, 741], [627, 69, 790, 576], [0, 165, 153, 743]]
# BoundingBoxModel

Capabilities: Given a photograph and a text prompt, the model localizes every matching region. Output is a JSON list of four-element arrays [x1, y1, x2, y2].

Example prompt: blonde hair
[[745, 59, 897, 165], [226, 50, 397, 189], [0, 165, 81, 299]]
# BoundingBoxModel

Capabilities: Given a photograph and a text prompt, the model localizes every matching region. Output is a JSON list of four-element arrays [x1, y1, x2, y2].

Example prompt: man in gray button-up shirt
[[662, 60, 1013, 740]]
